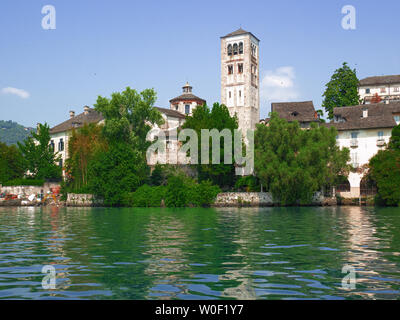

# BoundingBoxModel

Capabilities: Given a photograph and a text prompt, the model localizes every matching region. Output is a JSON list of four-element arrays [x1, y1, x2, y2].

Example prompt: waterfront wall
[[66, 193, 103, 207], [0, 182, 60, 197], [213, 192, 331, 207]]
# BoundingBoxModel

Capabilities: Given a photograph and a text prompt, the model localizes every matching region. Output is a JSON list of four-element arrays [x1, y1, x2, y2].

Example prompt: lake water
[[0, 206, 400, 300]]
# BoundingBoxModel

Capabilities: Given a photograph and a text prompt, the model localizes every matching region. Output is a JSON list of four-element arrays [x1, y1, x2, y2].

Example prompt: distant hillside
[[0, 120, 35, 145]]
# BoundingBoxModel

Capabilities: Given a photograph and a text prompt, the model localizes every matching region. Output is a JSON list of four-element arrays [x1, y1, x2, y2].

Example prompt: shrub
[[123, 184, 166, 207], [165, 175, 189, 207], [235, 176, 260, 192]]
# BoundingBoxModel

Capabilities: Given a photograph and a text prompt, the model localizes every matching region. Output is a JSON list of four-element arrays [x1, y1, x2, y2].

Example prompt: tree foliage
[[254, 112, 350, 205], [65, 123, 106, 192], [322, 62, 360, 119], [181, 103, 238, 189], [94, 87, 163, 149], [369, 124, 400, 206], [0, 142, 25, 183], [17, 123, 62, 180], [87, 142, 149, 206]]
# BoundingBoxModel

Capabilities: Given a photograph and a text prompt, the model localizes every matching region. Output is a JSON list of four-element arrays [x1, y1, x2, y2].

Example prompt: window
[[175, 105, 178, 110], [238, 63, 243, 73], [233, 43, 238, 55], [394, 87, 400, 92], [395, 115, 400, 124], [365, 88, 370, 94], [381, 87, 386, 93], [227, 44, 232, 56], [251, 44, 256, 56], [50, 140, 55, 152], [229, 91, 231, 98], [351, 152, 358, 168], [239, 42, 243, 54], [351, 132, 358, 139], [239, 90, 241, 98], [228, 65, 233, 75], [58, 138, 64, 151], [378, 131, 384, 139], [59, 158, 63, 168], [185, 105, 190, 115]]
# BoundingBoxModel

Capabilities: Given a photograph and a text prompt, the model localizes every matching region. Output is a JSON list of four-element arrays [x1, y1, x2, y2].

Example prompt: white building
[[327, 102, 400, 197], [50, 102, 190, 169], [359, 75, 400, 104], [220, 28, 260, 134]]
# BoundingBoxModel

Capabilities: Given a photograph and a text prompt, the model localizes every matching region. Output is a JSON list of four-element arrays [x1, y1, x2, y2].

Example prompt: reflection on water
[[0, 206, 400, 300]]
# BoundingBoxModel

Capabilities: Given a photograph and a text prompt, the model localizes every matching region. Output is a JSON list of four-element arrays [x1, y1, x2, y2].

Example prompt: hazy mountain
[[0, 120, 35, 145]]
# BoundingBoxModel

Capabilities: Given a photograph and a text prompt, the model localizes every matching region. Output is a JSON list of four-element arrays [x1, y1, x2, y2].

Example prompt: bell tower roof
[[221, 28, 260, 41]]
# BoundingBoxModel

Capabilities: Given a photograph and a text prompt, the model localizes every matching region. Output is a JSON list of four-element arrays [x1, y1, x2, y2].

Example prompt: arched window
[[233, 43, 238, 55], [227, 44, 232, 56], [239, 42, 243, 54]]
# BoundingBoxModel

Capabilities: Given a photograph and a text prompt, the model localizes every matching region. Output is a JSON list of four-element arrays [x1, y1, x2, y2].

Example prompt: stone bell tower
[[220, 28, 260, 133]]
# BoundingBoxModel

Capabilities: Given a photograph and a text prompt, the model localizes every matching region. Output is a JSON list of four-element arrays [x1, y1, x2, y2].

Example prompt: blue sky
[[1, 0, 399, 127]]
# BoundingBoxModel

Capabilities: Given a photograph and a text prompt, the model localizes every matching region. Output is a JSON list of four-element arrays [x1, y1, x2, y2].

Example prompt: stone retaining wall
[[214, 192, 332, 207], [66, 193, 103, 207], [0, 182, 60, 197]]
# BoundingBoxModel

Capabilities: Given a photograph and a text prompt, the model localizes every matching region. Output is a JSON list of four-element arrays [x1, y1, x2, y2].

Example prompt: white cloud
[[1, 87, 30, 99], [260, 66, 299, 102]]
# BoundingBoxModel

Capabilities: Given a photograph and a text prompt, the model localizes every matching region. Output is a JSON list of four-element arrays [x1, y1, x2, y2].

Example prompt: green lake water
[[1, 206, 400, 300]]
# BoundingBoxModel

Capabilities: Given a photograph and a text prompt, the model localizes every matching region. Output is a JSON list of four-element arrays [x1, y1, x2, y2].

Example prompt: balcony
[[352, 162, 359, 169], [377, 139, 385, 147], [350, 139, 358, 148]]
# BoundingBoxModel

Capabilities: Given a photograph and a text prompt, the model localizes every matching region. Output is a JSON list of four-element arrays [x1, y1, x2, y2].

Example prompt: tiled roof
[[50, 108, 104, 134], [50, 106, 185, 134], [169, 93, 206, 104], [324, 102, 400, 131], [271, 101, 319, 123], [359, 75, 400, 86], [221, 28, 260, 41], [155, 107, 185, 119]]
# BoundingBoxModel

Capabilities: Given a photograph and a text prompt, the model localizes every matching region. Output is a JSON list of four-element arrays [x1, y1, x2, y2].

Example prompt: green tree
[[88, 142, 149, 206], [181, 103, 238, 189], [0, 142, 25, 183], [369, 124, 400, 206], [87, 87, 165, 205], [254, 112, 350, 205], [17, 123, 62, 180], [65, 123, 107, 192], [322, 62, 360, 119], [94, 87, 163, 149]]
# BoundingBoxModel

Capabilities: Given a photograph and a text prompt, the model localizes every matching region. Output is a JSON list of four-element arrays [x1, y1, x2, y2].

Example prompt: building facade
[[220, 28, 260, 134], [326, 102, 400, 197], [169, 82, 206, 116], [359, 75, 400, 104]]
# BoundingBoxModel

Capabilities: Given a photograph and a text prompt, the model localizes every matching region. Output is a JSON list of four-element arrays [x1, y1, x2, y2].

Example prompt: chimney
[[69, 110, 75, 118], [362, 108, 368, 118], [84, 105, 90, 115]]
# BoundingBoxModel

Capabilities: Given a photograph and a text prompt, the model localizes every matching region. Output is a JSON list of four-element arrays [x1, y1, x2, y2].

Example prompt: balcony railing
[[350, 139, 358, 148], [377, 139, 385, 147]]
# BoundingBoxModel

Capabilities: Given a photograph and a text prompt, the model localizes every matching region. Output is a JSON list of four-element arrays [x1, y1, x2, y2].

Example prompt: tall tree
[[0, 142, 25, 183], [369, 124, 400, 206], [94, 87, 163, 149], [181, 103, 238, 189], [88, 87, 164, 205], [17, 123, 62, 180], [322, 62, 360, 119], [65, 123, 106, 191], [254, 112, 350, 205]]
